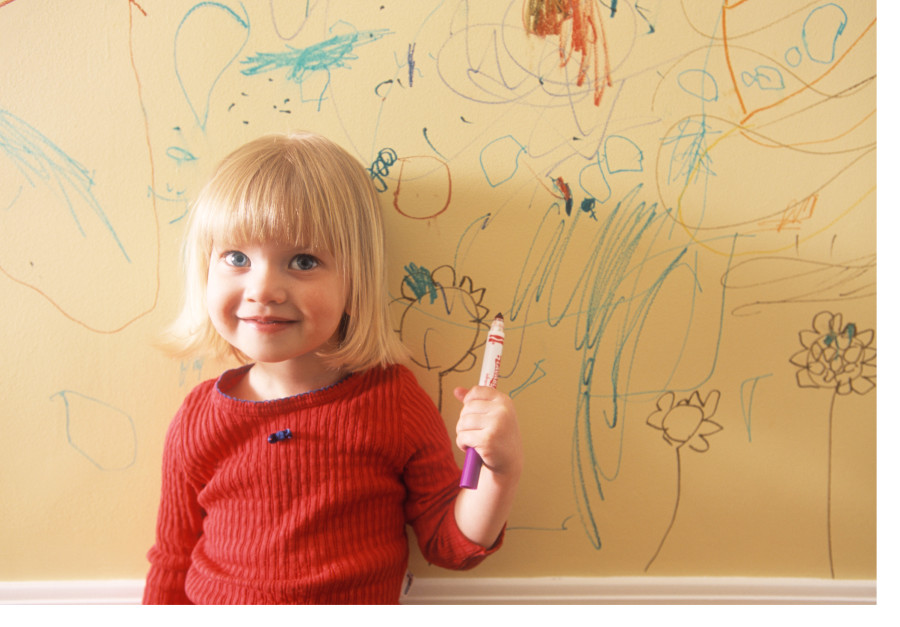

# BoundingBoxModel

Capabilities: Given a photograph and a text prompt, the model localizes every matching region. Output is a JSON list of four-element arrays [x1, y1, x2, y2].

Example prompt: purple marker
[[460, 313, 504, 489]]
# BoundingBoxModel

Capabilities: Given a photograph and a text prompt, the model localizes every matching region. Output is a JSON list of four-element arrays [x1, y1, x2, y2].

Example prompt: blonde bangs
[[196, 147, 337, 256]]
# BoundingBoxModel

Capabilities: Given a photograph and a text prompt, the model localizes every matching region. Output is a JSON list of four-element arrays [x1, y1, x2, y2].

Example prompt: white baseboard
[[0, 577, 876, 605], [402, 576, 876, 604], [0, 579, 144, 605]]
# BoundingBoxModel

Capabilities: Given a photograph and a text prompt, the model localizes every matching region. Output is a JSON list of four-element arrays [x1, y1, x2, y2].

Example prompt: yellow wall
[[0, 0, 875, 581]]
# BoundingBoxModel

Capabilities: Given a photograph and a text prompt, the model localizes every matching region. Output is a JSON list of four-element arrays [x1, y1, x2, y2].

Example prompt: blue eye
[[290, 254, 319, 271], [224, 251, 250, 267]]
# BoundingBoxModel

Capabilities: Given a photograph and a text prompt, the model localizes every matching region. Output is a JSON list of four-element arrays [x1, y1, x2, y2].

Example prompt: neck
[[231, 360, 346, 401]]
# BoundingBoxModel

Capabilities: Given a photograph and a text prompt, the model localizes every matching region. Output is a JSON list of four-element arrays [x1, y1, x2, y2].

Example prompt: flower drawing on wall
[[789, 311, 876, 395], [644, 389, 723, 571], [789, 311, 875, 578], [396, 263, 490, 409], [646, 390, 723, 452]]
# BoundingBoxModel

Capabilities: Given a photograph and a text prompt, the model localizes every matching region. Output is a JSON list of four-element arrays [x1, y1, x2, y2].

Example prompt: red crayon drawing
[[523, 0, 612, 105]]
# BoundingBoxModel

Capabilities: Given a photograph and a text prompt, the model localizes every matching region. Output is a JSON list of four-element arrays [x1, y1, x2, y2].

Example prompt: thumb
[[452, 386, 470, 403]]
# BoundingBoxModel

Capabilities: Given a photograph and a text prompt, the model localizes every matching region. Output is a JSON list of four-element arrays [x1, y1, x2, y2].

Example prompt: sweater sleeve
[[398, 370, 504, 570], [143, 404, 204, 605]]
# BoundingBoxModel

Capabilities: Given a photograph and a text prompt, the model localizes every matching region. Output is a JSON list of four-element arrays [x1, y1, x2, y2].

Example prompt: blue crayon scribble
[[510, 360, 547, 399], [661, 117, 720, 192], [407, 43, 416, 86], [803, 3, 847, 64], [741, 65, 785, 91], [147, 185, 190, 224], [165, 146, 198, 164], [403, 262, 438, 303], [367, 147, 398, 192], [480, 135, 527, 187], [241, 25, 392, 110], [2, 185, 23, 211], [174, 2, 250, 131], [422, 127, 446, 159], [507, 182, 732, 549], [50, 390, 137, 471], [0, 109, 130, 261], [740, 373, 772, 442]]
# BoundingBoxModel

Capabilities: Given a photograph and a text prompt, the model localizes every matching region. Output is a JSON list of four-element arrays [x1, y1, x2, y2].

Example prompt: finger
[[452, 386, 469, 403], [456, 408, 487, 434], [462, 385, 502, 403]]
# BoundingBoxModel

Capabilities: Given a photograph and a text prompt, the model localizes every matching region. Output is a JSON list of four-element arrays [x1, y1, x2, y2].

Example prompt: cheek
[[205, 275, 234, 324], [309, 282, 349, 330]]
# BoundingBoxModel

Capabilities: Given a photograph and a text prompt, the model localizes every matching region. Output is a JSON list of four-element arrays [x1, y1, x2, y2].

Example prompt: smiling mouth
[[240, 317, 296, 329]]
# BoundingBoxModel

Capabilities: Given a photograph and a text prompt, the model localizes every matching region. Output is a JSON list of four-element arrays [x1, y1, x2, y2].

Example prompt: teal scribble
[[741, 65, 785, 91], [824, 321, 856, 359], [661, 117, 719, 191], [403, 263, 437, 303], [165, 146, 198, 164], [50, 390, 137, 471], [0, 109, 130, 261], [422, 127, 446, 159], [147, 185, 191, 224], [785, 46, 803, 67], [579, 197, 598, 220], [604, 135, 644, 174], [241, 25, 392, 110], [803, 3, 848, 64], [510, 360, 547, 399], [740, 373, 772, 442], [508, 183, 732, 550], [677, 69, 719, 102], [480, 135, 527, 187], [634, 0, 658, 34], [174, 2, 250, 131], [2, 185, 22, 211], [367, 147, 397, 192]]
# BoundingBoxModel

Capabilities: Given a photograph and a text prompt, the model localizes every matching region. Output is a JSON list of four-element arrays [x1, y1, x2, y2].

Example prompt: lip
[[239, 316, 297, 332]]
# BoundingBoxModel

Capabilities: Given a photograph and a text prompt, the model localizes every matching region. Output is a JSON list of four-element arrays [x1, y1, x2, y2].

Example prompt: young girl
[[142, 132, 522, 604]]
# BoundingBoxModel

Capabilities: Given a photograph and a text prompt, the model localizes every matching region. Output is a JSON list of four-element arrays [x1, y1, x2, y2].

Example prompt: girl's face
[[206, 240, 348, 372]]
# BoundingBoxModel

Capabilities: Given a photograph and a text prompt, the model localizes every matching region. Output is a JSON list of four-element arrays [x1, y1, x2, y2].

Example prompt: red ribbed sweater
[[143, 364, 500, 604]]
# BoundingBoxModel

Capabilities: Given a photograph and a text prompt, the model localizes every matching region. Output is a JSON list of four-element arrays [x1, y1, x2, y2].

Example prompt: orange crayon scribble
[[129, 0, 147, 17], [524, 0, 612, 106], [757, 194, 818, 233], [721, 2, 876, 125]]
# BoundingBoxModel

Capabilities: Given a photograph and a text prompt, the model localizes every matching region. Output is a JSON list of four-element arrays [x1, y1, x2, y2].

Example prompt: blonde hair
[[164, 131, 408, 372]]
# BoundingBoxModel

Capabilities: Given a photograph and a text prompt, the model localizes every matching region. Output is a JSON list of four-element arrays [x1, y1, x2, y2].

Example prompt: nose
[[245, 263, 287, 304]]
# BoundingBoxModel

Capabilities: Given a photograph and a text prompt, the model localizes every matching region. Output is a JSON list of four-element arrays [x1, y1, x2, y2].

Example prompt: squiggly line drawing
[[723, 254, 876, 317], [739, 373, 771, 443], [524, 0, 613, 105], [367, 147, 398, 192], [50, 390, 137, 471], [510, 359, 547, 399], [241, 24, 392, 110], [0, 110, 130, 262], [508, 183, 727, 549], [175, 2, 250, 131]]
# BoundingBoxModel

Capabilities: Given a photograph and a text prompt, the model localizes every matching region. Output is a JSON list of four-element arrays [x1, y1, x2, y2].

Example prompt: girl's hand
[[452, 385, 522, 547], [453, 386, 522, 480]]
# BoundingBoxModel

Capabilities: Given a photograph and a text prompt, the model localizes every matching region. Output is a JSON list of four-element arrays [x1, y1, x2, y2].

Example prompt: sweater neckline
[[214, 364, 360, 412]]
